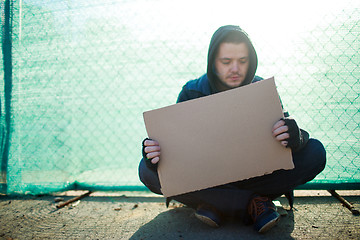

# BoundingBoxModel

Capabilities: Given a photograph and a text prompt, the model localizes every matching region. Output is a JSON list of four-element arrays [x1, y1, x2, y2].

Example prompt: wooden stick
[[328, 190, 360, 215], [56, 191, 92, 209]]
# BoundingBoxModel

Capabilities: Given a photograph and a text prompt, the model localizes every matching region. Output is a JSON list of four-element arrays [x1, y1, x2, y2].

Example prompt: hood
[[207, 25, 258, 93]]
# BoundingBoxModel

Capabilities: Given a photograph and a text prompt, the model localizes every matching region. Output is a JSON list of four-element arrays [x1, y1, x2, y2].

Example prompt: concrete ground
[[0, 190, 359, 240]]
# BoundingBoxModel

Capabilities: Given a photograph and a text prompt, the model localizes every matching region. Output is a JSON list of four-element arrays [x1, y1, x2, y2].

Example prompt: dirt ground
[[0, 190, 359, 240]]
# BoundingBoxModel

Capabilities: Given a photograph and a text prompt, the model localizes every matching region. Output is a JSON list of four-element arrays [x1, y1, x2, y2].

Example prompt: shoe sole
[[194, 213, 220, 228], [258, 214, 280, 233]]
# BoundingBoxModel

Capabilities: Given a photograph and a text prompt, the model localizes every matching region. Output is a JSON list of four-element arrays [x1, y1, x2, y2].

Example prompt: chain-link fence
[[1, 0, 359, 195]]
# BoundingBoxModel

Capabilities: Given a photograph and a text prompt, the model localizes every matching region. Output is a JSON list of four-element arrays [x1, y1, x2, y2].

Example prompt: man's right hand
[[143, 139, 161, 164]]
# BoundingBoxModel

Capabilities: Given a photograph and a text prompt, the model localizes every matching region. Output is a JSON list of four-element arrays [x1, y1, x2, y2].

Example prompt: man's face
[[214, 42, 249, 88]]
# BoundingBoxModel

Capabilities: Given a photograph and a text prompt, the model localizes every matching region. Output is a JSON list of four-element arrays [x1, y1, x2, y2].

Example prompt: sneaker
[[195, 205, 222, 228], [248, 195, 280, 233]]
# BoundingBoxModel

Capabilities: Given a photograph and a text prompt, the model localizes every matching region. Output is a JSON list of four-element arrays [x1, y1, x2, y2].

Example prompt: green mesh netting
[[1, 0, 359, 195]]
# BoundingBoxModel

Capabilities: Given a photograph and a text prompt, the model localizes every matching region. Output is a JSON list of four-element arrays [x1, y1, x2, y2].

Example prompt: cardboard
[[143, 77, 294, 197]]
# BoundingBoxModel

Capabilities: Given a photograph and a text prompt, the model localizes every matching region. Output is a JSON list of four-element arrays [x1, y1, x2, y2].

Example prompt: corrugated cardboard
[[143, 77, 294, 197]]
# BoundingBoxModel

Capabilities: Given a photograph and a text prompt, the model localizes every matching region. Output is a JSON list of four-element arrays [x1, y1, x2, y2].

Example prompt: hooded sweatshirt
[[177, 25, 262, 103], [142, 26, 309, 172]]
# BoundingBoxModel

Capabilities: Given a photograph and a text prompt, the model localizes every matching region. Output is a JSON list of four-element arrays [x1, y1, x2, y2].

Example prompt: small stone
[[132, 204, 138, 210], [54, 197, 64, 203]]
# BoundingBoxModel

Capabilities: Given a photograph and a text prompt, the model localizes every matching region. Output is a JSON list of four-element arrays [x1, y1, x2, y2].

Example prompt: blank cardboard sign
[[143, 77, 294, 197]]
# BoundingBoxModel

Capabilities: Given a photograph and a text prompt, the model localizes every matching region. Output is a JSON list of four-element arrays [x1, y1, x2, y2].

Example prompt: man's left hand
[[272, 119, 290, 147]]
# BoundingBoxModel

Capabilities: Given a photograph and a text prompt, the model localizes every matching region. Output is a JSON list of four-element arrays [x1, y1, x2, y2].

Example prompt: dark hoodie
[[143, 26, 309, 172], [177, 25, 262, 103]]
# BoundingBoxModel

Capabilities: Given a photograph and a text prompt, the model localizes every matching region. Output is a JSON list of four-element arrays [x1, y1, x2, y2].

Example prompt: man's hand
[[143, 139, 161, 164], [272, 119, 290, 147], [272, 118, 307, 152]]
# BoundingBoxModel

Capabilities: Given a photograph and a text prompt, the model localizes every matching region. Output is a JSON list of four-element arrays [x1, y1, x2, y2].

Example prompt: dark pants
[[138, 139, 326, 219]]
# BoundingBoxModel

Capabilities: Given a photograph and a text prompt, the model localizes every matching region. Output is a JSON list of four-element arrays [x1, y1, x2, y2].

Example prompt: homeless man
[[139, 25, 326, 233]]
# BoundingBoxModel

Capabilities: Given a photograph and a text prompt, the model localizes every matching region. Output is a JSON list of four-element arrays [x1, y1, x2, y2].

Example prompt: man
[[139, 25, 326, 233]]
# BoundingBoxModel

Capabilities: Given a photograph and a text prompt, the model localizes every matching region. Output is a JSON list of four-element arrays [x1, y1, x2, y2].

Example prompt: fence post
[[1, 0, 13, 193]]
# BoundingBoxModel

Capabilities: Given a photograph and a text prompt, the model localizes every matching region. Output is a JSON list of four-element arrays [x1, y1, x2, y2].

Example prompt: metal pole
[[1, 0, 13, 193]]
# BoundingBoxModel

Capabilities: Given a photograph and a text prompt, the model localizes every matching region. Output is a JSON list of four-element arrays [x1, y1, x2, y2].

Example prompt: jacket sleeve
[[177, 85, 207, 103], [176, 85, 192, 103]]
